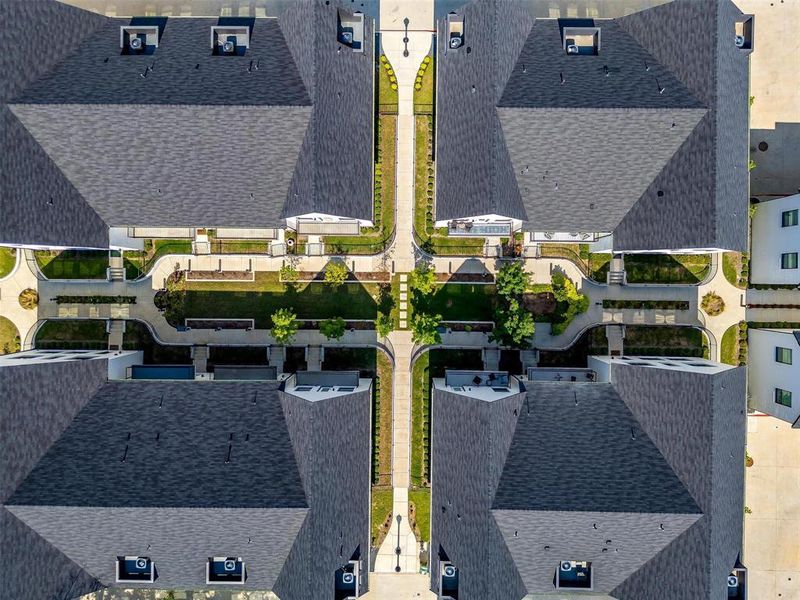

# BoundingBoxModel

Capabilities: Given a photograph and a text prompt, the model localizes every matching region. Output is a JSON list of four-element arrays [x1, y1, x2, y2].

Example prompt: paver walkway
[[0, 250, 41, 350]]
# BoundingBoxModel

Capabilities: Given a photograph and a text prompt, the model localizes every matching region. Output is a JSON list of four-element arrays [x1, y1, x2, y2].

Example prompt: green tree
[[376, 313, 394, 337], [490, 299, 535, 348], [411, 312, 442, 345], [496, 261, 529, 297], [320, 316, 346, 340], [324, 261, 349, 287], [280, 263, 299, 283], [409, 263, 437, 295], [550, 271, 590, 335], [271, 308, 298, 345]]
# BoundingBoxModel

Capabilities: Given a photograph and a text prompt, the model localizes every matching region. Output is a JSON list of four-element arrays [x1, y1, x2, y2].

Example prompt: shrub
[[410, 263, 437, 295], [550, 271, 590, 335], [279, 263, 299, 283], [18, 288, 39, 310], [271, 308, 298, 345], [320, 316, 346, 340], [324, 261, 349, 288], [380, 55, 388, 63], [411, 312, 442, 345], [390, 83, 398, 91], [701, 292, 725, 316], [376, 313, 393, 337]]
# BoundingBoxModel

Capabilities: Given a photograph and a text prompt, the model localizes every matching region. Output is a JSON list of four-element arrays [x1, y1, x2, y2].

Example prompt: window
[[782, 209, 799, 227], [776, 347, 793, 364], [775, 388, 792, 408], [781, 253, 798, 270]]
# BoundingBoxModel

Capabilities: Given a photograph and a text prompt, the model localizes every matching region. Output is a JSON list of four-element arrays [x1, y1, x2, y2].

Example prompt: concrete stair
[[107, 319, 126, 350], [192, 345, 209, 373], [306, 345, 323, 371], [605, 324, 626, 356]]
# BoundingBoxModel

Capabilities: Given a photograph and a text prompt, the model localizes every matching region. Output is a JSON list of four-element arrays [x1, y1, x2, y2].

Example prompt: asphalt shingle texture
[[435, 0, 750, 252], [1, 359, 372, 599], [430, 362, 747, 600], [1, 0, 374, 247]]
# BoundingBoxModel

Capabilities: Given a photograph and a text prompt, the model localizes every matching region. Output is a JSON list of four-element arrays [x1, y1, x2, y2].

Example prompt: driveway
[[734, 0, 800, 197], [745, 414, 800, 599]]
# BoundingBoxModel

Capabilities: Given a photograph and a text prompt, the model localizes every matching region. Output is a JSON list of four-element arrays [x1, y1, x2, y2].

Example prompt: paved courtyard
[[745, 415, 800, 600]]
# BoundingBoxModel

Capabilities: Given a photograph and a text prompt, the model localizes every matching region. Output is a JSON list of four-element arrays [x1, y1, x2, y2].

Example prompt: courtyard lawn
[[377, 55, 398, 113], [413, 55, 435, 114], [34, 250, 108, 279], [589, 253, 711, 284], [589, 325, 709, 358], [35, 319, 108, 349], [122, 321, 191, 364], [409, 488, 431, 543], [0, 247, 17, 278], [124, 239, 193, 279], [0, 317, 20, 354], [722, 252, 748, 289], [426, 283, 496, 322], [720, 323, 739, 366], [371, 487, 394, 548], [171, 272, 380, 328], [322, 347, 377, 378]]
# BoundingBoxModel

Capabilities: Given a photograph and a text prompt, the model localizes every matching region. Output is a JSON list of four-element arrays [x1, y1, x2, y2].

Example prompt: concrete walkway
[[372, 0, 433, 583], [744, 414, 800, 600]]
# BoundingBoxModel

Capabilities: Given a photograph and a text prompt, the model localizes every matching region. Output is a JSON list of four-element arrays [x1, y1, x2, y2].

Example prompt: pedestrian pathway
[[0, 250, 41, 350], [399, 273, 409, 329]]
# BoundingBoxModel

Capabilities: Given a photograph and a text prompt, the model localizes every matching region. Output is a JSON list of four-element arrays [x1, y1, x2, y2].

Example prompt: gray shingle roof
[[435, 0, 749, 252], [430, 363, 746, 600], [0, 0, 374, 248], [1, 360, 371, 599]]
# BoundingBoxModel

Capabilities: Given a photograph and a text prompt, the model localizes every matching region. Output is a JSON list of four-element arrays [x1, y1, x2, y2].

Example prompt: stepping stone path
[[399, 274, 408, 329]]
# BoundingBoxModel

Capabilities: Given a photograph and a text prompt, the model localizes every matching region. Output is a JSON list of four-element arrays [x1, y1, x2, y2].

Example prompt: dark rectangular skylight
[[334, 560, 359, 600], [206, 556, 245, 584], [557, 560, 592, 590], [562, 25, 601, 55], [440, 561, 459, 599], [116, 556, 154, 583]]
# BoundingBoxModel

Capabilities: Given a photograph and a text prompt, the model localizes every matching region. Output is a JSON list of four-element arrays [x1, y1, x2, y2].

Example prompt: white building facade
[[751, 194, 800, 285], [748, 329, 800, 426]]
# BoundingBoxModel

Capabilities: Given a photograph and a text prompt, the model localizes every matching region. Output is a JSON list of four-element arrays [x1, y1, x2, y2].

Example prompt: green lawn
[[410, 349, 483, 487], [0, 247, 17, 278], [170, 272, 381, 327], [589, 253, 711, 284], [723, 252, 748, 289], [377, 55, 398, 113], [720, 323, 739, 366], [0, 317, 20, 354], [35, 320, 108, 349], [123, 321, 191, 364], [413, 116, 485, 256], [409, 488, 431, 543], [371, 487, 394, 548], [423, 284, 496, 322], [589, 325, 709, 358], [34, 250, 108, 279], [322, 347, 377, 378], [325, 116, 396, 255], [413, 55, 435, 114], [124, 239, 193, 279]]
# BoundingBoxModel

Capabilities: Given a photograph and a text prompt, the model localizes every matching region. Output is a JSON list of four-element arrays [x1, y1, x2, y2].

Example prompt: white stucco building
[[748, 329, 800, 426], [751, 194, 800, 285]]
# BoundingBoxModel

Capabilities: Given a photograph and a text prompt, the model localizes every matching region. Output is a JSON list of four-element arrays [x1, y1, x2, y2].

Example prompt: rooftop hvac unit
[[223, 40, 236, 54], [135, 557, 148, 570], [567, 44, 579, 54], [224, 559, 237, 571], [734, 35, 745, 47], [129, 37, 143, 51], [449, 36, 463, 49], [728, 575, 739, 588], [561, 561, 573, 572]]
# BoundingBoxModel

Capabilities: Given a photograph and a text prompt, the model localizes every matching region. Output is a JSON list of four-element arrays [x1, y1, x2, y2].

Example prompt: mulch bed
[[298, 320, 375, 330], [435, 273, 494, 283], [296, 271, 390, 282], [442, 321, 493, 333], [185, 319, 252, 330], [186, 270, 253, 281], [522, 292, 556, 318]]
